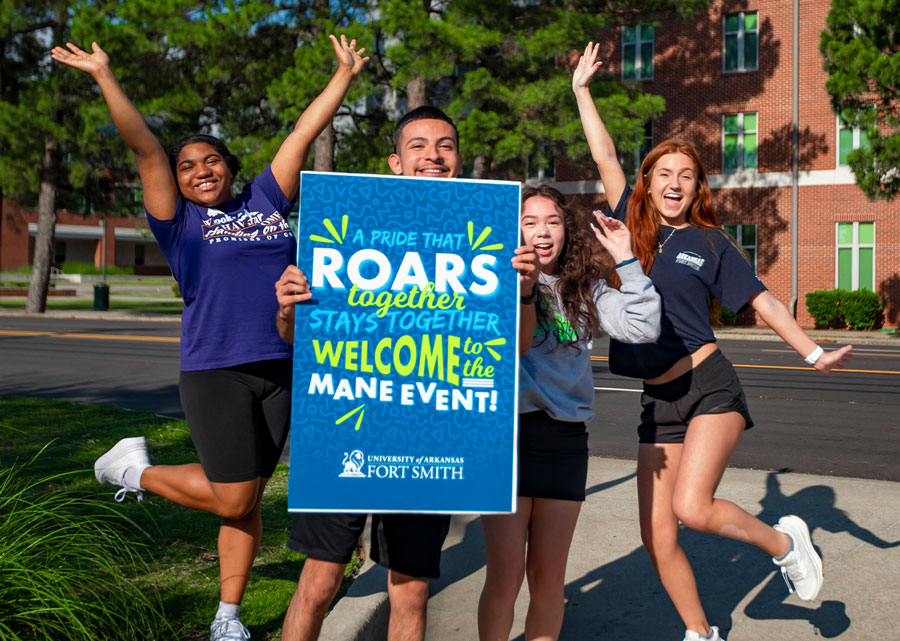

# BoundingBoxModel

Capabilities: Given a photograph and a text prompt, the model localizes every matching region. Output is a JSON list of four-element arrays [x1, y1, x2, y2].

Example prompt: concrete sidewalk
[[322, 457, 900, 640]]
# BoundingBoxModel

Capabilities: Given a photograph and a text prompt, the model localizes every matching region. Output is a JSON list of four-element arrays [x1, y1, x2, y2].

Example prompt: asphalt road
[[1, 316, 898, 480]]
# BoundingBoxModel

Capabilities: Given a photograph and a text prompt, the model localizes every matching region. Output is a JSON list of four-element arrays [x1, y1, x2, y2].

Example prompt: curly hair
[[522, 184, 611, 346]]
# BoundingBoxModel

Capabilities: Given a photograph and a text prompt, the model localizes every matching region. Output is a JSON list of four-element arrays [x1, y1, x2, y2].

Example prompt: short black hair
[[168, 134, 242, 179], [392, 106, 459, 152]]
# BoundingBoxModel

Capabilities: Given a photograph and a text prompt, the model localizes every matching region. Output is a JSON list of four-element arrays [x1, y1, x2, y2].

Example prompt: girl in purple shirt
[[52, 35, 368, 641]]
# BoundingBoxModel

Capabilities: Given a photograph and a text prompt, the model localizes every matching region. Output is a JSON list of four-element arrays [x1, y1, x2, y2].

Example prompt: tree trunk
[[313, 120, 335, 172], [473, 155, 487, 179], [406, 76, 427, 110], [26, 138, 59, 314]]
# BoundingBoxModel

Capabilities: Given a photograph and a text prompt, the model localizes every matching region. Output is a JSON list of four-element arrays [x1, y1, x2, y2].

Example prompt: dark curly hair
[[522, 184, 612, 346], [167, 134, 242, 181]]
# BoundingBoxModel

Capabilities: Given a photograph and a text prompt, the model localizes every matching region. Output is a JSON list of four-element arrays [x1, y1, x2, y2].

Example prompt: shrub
[[60, 261, 134, 275], [805, 290, 842, 328], [0, 451, 170, 641], [841, 289, 883, 330]]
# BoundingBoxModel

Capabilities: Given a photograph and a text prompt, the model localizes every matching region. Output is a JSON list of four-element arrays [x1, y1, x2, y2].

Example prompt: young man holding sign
[[276, 106, 529, 641]]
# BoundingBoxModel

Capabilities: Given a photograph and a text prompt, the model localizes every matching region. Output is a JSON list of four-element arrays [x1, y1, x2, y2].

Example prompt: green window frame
[[837, 115, 871, 166], [723, 223, 757, 272], [836, 222, 874, 291], [724, 11, 758, 72], [623, 24, 654, 81], [723, 112, 758, 172]]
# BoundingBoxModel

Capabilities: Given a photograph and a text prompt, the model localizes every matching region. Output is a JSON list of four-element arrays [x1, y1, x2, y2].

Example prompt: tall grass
[[0, 451, 171, 641]]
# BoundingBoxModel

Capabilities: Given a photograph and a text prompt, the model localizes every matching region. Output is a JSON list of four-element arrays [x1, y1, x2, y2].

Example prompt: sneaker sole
[[783, 514, 824, 600], [94, 436, 148, 485]]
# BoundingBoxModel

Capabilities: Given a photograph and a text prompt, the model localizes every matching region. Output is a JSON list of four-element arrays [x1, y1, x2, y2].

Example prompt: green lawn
[[0, 299, 184, 314], [0, 397, 359, 640]]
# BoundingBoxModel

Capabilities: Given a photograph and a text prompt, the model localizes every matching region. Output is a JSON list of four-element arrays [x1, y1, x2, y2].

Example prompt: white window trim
[[722, 112, 758, 173], [723, 11, 759, 73], [622, 24, 654, 81], [724, 223, 757, 272], [835, 221, 875, 291]]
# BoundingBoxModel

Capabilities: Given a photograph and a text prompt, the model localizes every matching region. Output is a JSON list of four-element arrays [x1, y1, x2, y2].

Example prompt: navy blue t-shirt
[[606, 184, 766, 379], [146, 166, 296, 371]]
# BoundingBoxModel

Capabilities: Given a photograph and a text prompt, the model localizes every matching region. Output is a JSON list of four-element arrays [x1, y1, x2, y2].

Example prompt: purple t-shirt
[[146, 166, 296, 371]]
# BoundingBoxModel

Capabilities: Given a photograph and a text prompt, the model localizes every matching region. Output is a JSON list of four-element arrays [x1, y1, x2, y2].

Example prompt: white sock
[[216, 601, 240, 620], [123, 464, 149, 490]]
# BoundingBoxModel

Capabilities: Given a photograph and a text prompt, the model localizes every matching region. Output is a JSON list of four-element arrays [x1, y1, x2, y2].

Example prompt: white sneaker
[[94, 436, 151, 502], [773, 514, 824, 600], [683, 626, 723, 641], [210, 617, 250, 641]]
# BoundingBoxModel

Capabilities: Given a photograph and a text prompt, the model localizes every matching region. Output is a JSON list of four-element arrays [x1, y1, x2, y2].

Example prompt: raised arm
[[572, 42, 628, 211], [749, 291, 852, 375], [591, 214, 660, 342], [51, 42, 177, 220], [270, 34, 369, 201]]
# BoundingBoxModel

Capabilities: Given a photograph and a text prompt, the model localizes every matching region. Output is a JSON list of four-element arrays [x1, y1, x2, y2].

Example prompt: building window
[[723, 223, 757, 271], [724, 11, 758, 72], [623, 24, 653, 81], [621, 122, 653, 178], [54, 241, 67, 265], [526, 146, 555, 180], [837, 222, 874, 291], [723, 112, 758, 172], [837, 115, 870, 166], [134, 244, 145, 266]]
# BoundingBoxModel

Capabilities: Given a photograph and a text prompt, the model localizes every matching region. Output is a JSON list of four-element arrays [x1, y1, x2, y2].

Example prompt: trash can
[[93, 283, 109, 311]]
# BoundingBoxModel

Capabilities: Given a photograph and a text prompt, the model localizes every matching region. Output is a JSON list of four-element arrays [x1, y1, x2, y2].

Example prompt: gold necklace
[[657, 227, 677, 254]]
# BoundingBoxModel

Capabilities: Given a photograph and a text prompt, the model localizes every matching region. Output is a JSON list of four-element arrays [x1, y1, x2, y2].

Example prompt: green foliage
[[805, 288, 883, 330], [841, 288, 883, 330], [0, 449, 170, 641], [820, 0, 900, 200], [371, 0, 706, 178], [60, 261, 134, 275], [806, 289, 843, 328]]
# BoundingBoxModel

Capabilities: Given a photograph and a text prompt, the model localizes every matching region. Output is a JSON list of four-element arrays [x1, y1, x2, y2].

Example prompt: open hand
[[330, 34, 369, 77], [50, 41, 110, 77], [591, 211, 634, 265], [814, 344, 853, 375], [572, 42, 603, 92]]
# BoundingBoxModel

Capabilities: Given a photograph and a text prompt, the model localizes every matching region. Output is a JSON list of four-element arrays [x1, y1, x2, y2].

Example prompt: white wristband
[[804, 345, 824, 365]]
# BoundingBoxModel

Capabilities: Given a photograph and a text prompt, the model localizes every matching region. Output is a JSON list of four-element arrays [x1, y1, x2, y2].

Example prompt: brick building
[[0, 196, 169, 275], [546, 0, 899, 329]]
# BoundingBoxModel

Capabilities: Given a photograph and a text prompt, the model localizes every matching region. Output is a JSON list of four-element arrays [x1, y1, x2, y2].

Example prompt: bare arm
[[270, 34, 369, 201], [51, 42, 177, 220], [749, 291, 852, 374], [274, 265, 313, 344], [512, 245, 539, 355], [572, 42, 628, 211]]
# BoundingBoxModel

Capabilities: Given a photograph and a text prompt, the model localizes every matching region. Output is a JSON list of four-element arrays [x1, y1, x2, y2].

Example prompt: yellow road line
[[589, 355, 899, 375], [0, 329, 178, 343]]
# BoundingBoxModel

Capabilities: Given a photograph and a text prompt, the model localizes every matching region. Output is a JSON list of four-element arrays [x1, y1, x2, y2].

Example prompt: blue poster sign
[[288, 172, 521, 514]]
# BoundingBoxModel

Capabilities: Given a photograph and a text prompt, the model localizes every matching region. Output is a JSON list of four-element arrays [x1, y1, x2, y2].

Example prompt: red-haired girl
[[573, 42, 852, 641]]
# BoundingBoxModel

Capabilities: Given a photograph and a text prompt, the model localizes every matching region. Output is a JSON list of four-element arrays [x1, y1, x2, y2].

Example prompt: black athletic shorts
[[179, 358, 292, 483], [638, 348, 753, 444], [288, 512, 451, 579], [518, 410, 589, 502]]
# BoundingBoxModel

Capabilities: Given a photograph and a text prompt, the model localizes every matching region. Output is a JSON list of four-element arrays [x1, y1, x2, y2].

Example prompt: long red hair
[[627, 140, 719, 276]]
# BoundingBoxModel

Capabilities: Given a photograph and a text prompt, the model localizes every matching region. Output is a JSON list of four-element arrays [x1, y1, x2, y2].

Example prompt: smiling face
[[521, 195, 566, 275], [175, 142, 234, 207], [388, 118, 461, 178], [646, 152, 698, 226]]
